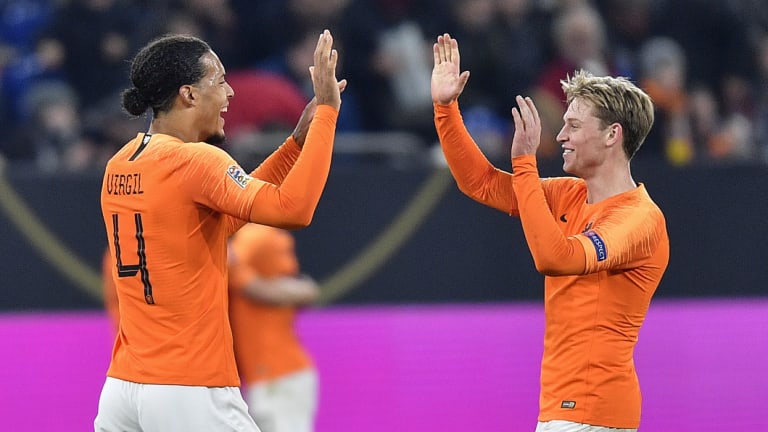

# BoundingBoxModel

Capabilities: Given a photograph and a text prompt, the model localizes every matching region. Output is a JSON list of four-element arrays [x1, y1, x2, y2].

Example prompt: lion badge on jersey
[[227, 165, 253, 189]]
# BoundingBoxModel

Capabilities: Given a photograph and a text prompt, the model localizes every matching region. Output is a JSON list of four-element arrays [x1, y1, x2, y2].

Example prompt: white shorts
[[245, 369, 318, 432], [94, 377, 260, 432], [535, 420, 638, 432]]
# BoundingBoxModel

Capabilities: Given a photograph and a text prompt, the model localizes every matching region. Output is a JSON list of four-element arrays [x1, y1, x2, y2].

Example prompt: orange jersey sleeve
[[250, 136, 301, 185], [245, 105, 337, 229], [569, 185, 669, 275], [221, 135, 301, 235], [511, 155, 587, 275], [434, 102, 518, 214]]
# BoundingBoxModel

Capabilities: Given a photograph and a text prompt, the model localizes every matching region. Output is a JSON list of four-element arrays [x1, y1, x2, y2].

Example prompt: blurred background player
[[101, 246, 119, 334], [228, 224, 320, 432]]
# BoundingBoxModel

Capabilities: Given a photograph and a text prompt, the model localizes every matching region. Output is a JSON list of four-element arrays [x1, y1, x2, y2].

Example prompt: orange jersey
[[435, 102, 669, 428], [101, 105, 337, 387], [228, 225, 312, 384]]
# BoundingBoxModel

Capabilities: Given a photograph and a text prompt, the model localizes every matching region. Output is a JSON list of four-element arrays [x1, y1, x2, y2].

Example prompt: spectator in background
[[373, 16, 434, 139], [337, 0, 437, 139], [0, 0, 55, 123], [228, 224, 320, 432], [19, 0, 158, 171], [753, 31, 768, 163], [9, 81, 92, 172], [532, 3, 616, 159], [167, 0, 245, 69], [258, 28, 362, 133], [494, 0, 547, 109], [1, 33, 67, 163], [711, 74, 755, 162], [650, 0, 753, 103], [3, 0, 766, 170], [37, 0, 147, 107], [222, 70, 309, 148], [596, 0, 655, 78], [690, 78, 755, 164], [637, 36, 693, 165], [245, 0, 351, 61]]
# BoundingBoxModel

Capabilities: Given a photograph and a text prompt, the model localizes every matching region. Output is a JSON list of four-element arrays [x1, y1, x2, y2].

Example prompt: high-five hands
[[431, 33, 470, 105], [510, 95, 542, 158], [293, 29, 347, 146]]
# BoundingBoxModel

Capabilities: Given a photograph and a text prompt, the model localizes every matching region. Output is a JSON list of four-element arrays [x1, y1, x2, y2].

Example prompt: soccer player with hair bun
[[96, 30, 345, 432]]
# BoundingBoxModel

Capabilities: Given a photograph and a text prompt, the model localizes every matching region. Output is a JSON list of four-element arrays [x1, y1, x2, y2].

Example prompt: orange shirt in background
[[435, 102, 669, 428], [101, 247, 119, 333], [228, 224, 313, 384]]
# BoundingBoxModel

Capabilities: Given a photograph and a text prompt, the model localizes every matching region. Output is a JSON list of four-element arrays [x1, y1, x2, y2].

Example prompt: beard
[[204, 132, 227, 148]]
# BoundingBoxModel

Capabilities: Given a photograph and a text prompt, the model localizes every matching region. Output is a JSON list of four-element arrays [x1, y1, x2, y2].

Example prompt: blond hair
[[561, 69, 654, 159]]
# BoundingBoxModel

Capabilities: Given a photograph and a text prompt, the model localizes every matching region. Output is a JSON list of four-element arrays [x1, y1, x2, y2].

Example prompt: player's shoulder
[[541, 175, 584, 186], [150, 135, 231, 166], [106, 133, 145, 164], [541, 176, 585, 196], [609, 184, 667, 230], [629, 184, 665, 216]]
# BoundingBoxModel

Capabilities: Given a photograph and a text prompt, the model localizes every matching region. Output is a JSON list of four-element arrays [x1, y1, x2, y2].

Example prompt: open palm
[[431, 33, 470, 105]]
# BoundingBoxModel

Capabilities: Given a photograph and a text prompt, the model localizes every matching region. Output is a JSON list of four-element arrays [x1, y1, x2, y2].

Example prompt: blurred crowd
[[2, 0, 768, 173]]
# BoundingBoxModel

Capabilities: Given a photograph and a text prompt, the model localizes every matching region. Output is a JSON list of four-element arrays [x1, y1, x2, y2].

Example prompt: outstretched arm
[[432, 33, 517, 214], [252, 65, 348, 186], [247, 29, 344, 229], [196, 30, 343, 231]]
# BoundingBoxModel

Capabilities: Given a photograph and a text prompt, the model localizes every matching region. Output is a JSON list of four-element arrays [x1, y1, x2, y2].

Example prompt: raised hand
[[309, 29, 345, 110], [431, 33, 470, 105], [510, 95, 542, 158]]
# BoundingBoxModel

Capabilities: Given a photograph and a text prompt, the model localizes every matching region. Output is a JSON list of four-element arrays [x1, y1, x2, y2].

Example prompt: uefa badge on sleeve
[[226, 165, 253, 189]]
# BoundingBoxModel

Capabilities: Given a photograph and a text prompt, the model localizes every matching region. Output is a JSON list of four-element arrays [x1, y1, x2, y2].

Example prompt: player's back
[[101, 132, 239, 387]]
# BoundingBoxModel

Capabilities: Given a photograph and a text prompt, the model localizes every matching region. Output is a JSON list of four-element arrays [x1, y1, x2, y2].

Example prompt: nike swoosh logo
[[559, 214, 568, 223]]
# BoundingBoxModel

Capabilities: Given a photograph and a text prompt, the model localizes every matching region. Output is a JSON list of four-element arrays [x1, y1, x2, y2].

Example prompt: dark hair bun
[[121, 87, 150, 116]]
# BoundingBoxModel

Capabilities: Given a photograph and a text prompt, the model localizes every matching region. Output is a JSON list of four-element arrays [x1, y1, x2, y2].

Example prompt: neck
[[584, 161, 636, 204], [148, 111, 198, 143]]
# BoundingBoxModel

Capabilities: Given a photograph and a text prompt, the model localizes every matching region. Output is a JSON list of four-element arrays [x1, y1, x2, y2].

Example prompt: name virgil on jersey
[[105, 173, 144, 195]]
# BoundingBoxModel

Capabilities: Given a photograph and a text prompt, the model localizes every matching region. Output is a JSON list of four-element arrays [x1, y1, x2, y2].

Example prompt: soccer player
[[431, 33, 669, 432], [96, 30, 344, 432], [228, 224, 319, 432]]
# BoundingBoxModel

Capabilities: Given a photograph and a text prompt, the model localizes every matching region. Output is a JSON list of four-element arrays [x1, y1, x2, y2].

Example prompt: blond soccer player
[[431, 33, 669, 432]]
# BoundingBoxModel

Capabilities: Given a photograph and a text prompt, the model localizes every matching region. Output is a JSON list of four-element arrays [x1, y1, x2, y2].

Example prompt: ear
[[606, 123, 622, 148], [179, 84, 196, 106]]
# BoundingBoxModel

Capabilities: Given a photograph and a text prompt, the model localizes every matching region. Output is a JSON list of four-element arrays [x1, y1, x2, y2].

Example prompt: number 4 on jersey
[[111, 213, 155, 304]]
